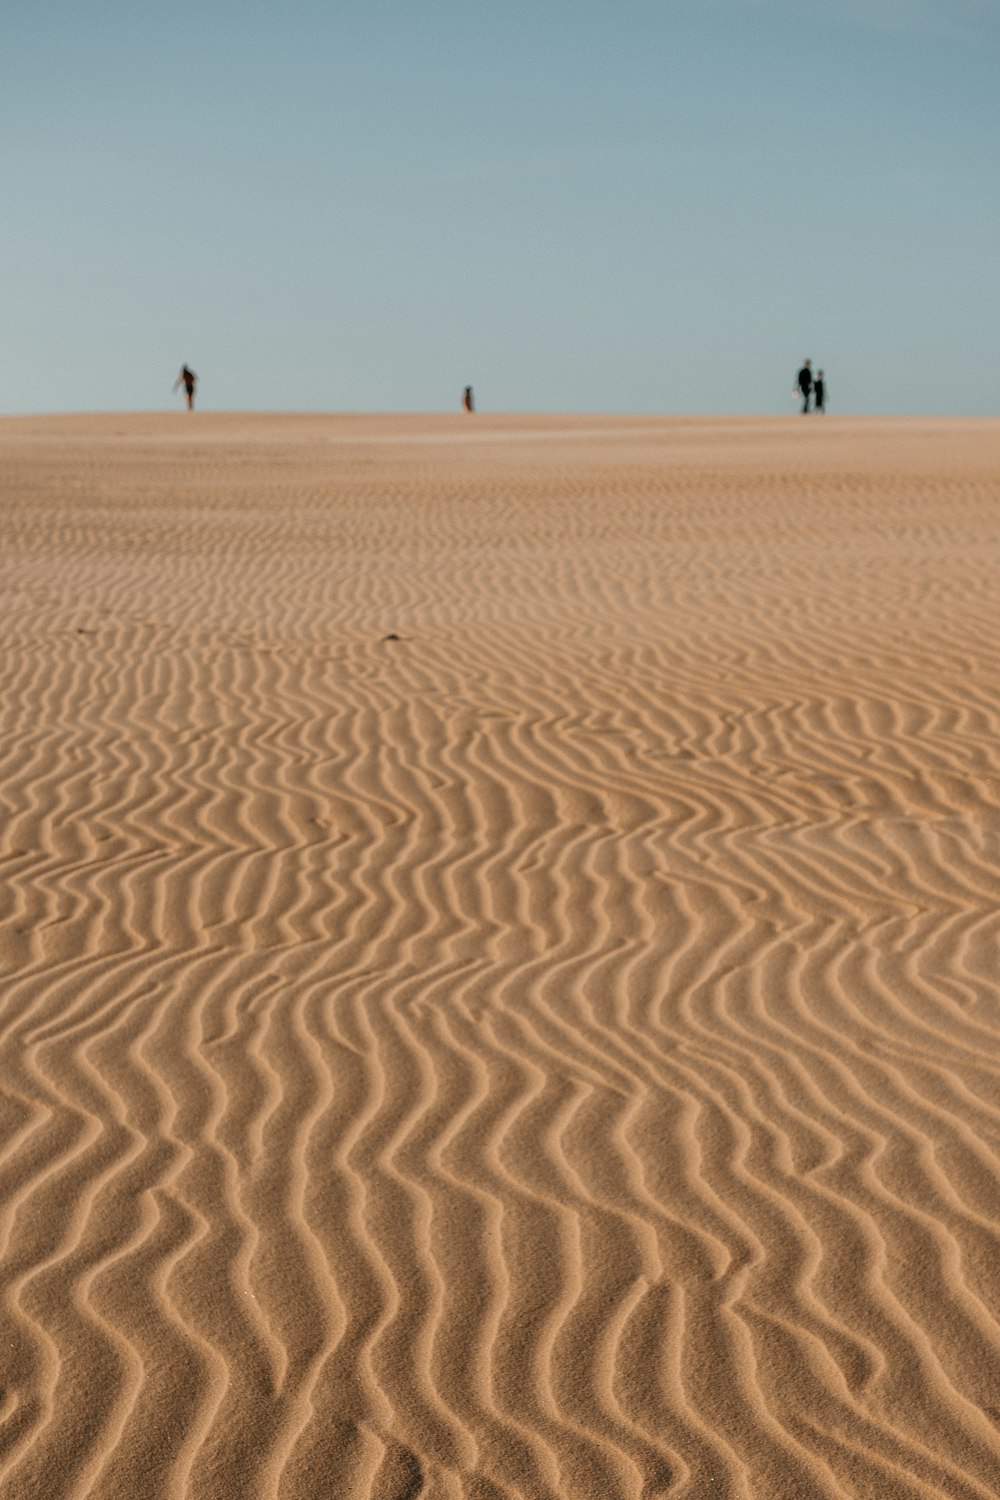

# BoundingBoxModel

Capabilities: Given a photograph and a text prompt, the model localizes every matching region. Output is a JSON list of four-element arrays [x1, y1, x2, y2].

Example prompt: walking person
[[813, 369, 826, 413], [795, 359, 813, 413], [462, 385, 474, 413], [174, 365, 197, 410]]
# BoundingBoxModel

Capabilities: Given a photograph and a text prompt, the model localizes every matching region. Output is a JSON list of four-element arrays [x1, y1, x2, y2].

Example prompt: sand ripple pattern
[[1, 412, 1000, 1499]]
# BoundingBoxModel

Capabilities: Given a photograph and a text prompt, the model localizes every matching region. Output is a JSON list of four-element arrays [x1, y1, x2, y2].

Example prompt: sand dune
[[1, 412, 999, 1498]]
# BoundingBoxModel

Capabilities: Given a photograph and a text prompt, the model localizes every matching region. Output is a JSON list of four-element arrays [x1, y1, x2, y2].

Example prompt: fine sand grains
[[0, 411, 999, 1499]]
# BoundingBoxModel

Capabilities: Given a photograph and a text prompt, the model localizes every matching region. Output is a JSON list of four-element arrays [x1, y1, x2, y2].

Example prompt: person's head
[[804, 359, 811, 367], [817, 370, 824, 378]]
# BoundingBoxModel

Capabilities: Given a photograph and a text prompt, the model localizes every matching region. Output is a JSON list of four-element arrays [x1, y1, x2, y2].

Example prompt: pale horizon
[[6, 1, 999, 418]]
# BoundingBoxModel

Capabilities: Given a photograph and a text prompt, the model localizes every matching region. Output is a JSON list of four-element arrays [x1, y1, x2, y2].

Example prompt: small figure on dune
[[462, 385, 474, 413], [813, 369, 826, 412], [174, 365, 198, 410], [795, 359, 812, 413]]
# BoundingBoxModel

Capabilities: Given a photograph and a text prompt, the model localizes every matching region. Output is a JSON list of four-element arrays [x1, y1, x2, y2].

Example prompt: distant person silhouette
[[174, 365, 197, 410], [462, 385, 474, 413], [795, 359, 813, 413], [813, 369, 826, 412]]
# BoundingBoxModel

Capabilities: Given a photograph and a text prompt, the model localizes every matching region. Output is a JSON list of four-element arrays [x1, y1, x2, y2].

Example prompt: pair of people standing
[[795, 360, 826, 413]]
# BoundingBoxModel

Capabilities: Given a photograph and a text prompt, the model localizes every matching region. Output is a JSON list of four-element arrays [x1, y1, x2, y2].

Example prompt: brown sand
[[1, 412, 999, 1500]]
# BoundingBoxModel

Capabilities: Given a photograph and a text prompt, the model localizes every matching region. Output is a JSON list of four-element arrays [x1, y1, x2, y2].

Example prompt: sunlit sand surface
[[2, 411, 1000, 1499]]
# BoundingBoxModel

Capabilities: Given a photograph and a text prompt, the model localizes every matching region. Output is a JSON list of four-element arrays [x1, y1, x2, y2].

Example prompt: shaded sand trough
[[1, 412, 1000, 1499]]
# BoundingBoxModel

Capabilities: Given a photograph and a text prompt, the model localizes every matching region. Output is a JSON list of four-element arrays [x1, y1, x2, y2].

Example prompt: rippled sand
[[2, 412, 1000, 1499]]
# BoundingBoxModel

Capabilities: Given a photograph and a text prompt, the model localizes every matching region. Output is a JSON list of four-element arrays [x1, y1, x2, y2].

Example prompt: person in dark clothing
[[174, 365, 197, 410], [462, 385, 474, 413], [813, 370, 826, 412], [795, 360, 813, 413]]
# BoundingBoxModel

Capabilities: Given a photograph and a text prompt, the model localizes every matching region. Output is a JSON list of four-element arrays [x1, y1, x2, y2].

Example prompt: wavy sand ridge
[[1, 412, 999, 1499]]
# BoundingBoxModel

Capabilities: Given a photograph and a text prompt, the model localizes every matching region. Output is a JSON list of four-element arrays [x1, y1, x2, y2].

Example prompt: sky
[[4, 1, 999, 415]]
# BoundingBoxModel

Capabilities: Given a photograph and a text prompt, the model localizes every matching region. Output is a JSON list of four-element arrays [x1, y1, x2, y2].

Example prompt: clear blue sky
[[5, 1, 998, 414]]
